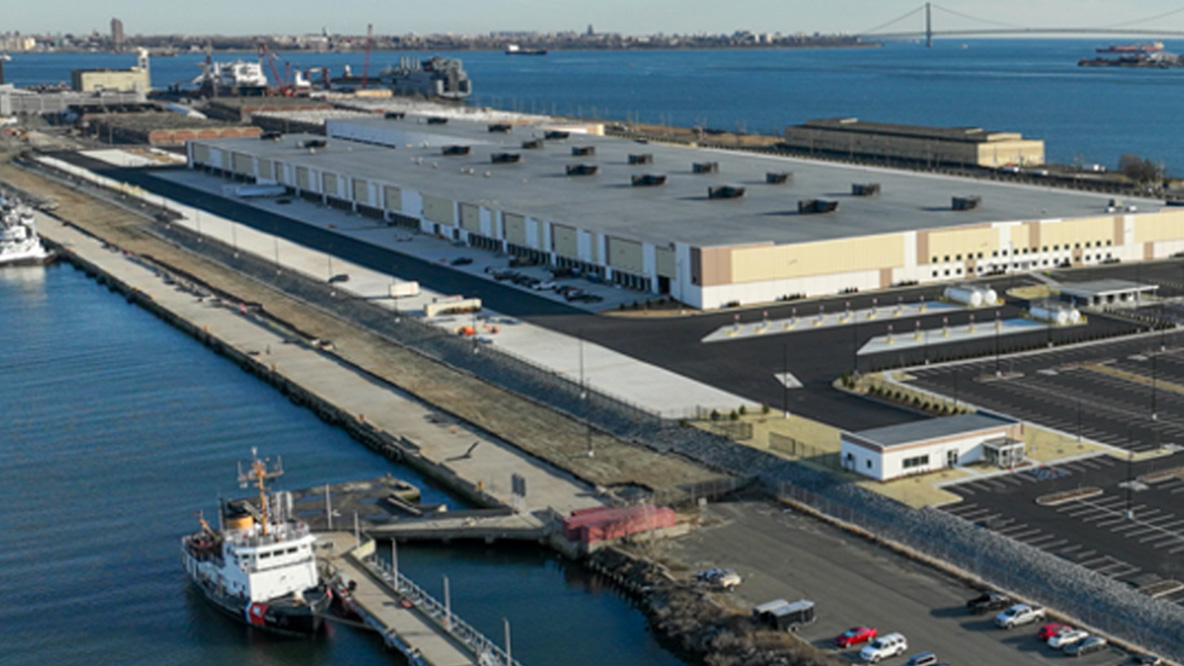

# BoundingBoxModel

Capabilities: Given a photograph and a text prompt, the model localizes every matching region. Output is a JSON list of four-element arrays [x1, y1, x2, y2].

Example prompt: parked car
[[834, 626, 877, 648], [1048, 628, 1089, 649], [532, 280, 556, 291], [1037, 622, 1072, 641], [1132, 653, 1164, 665], [967, 591, 1012, 615], [903, 652, 938, 666], [449, 257, 473, 266], [1063, 635, 1107, 657], [994, 604, 1045, 629], [860, 633, 907, 663], [327, 273, 350, 284]]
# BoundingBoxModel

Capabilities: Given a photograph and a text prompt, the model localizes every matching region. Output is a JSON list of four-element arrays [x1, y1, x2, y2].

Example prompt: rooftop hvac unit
[[425, 116, 448, 125], [491, 152, 522, 164], [766, 172, 793, 185], [629, 153, 653, 165], [566, 164, 599, 176], [544, 130, 570, 140], [441, 145, 471, 156], [298, 139, 327, 149], [521, 139, 544, 150], [632, 174, 667, 187], [384, 111, 406, 120], [953, 196, 982, 211], [488, 123, 513, 133], [572, 146, 595, 156], [260, 131, 283, 141], [798, 199, 839, 214], [852, 183, 881, 197], [692, 161, 719, 174], [708, 185, 746, 200]]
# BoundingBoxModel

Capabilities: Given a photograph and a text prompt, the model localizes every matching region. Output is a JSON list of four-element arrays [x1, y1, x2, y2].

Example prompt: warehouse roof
[[193, 116, 1159, 249], [848, 413, 1017, 450], [795, 118, 1026, 143]]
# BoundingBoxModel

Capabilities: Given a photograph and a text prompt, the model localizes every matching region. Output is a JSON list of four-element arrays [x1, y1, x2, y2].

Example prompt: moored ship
[[0, 197, 54, 267], [505, 44, 548, 56], [181, 450, 331, 636], [1097, 41, 1164, 54]]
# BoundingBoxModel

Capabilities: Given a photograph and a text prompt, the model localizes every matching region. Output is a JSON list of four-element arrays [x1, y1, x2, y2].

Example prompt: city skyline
[[7, 0, 1184, 38]]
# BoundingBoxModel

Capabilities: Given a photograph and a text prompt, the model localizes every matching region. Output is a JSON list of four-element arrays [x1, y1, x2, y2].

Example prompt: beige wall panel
[[322, 172, 338, 197], [423, 195, 455, 224], [1026, 221, 1041, 250], [505, 213, 527, 245], [382, 185, 402, 211], [880, 268, 893, 288], [1041, 216, 1119, 247], [295, 166, 310, 190], [927, 225, 995, 261], [1008, 224, 1032, 251], [730, 235, 904, 283], [458, 203, 481, 232], [1135, 210, 1184, 244], [697, 247, 733, 287], [656, 247, 676, 278], [192, 143, 210, 164], [352, 178, 369, 203], [1113, 217, 1126, 246], [231, 152, 253, 175], [553, 224, 578, 256], [257, 159, 274, 181], [608, 237, 644, 273]]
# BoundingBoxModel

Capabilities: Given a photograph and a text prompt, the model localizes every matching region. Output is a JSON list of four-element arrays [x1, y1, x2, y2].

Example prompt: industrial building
[[783, 118, 1045, 168], [89, 112, 261, 145], [71, 49, 151, 94], [186, 115, 1184, 310], [841, 413, 1024, 481]]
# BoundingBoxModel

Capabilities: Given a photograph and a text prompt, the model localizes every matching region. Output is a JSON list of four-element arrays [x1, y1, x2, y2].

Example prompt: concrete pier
[[369, 509, 555, 544]]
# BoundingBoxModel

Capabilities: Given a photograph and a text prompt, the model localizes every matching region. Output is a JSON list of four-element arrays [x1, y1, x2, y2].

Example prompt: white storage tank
[[944, 285, 984, 307], [1030, 302, 1079, 326], [981, 287, 998, 305]]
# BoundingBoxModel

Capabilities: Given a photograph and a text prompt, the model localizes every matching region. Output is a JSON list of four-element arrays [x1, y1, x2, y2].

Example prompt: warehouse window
[[932, 271, 938, 277], [866, 460, 872, 470], [944, 255, 950, 262], [1043, 246, 1048, 252], [932, 256, 938, 264], [944, 269, 950, 276], [902, 455, 930, 470], [956, 254, 962, 261], [1106, 240, 1113, 246], [992, 250, 998, 257], [1086, 242, 1092, 248]]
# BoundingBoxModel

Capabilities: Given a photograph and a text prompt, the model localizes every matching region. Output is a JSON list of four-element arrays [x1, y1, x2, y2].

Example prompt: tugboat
[[181, 450, 332, 636], [0, 197, 54, 267]]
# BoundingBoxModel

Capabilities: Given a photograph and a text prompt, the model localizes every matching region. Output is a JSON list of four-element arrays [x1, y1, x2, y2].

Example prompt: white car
[[532, 280, 556, 291], [1048, 628, 1089, 649], [860, 633, 908, 663]]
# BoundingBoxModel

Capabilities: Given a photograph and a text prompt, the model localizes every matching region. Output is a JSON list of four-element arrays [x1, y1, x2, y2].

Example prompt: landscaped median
[[1035, 487, 1103, 506]]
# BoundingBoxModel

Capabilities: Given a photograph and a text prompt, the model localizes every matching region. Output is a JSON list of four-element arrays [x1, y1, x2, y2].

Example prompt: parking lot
[[910, 328, 1184, 452], [941, 451, 1184, 608]]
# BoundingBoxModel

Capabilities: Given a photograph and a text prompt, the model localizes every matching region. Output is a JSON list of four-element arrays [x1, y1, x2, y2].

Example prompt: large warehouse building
[[186, 115, 1184, 310]]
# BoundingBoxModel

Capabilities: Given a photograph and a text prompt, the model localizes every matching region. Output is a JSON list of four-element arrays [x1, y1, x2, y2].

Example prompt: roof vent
[[299, 139, 327, 149], [425, 116, 448, 125], [708, 185, 746, 200], [384, 111, 406, 120], [521, 139, 544, 150], [852, 183, 881, 197], [798, 199, 839, 214], [442, 145, 471, 156], [629, 153, 653, 165], [766, 172, 793, 185], [491, 153, 522, 164], [544, 130, 570, 140], [572, 146, 595, 156], [953, 196, 982, 211], [260, 131, 283, 141], [488, 123, 513, 133], [692, 161, 719, 174], [566, 164, 599, 177], [632, 174, 667, 187]]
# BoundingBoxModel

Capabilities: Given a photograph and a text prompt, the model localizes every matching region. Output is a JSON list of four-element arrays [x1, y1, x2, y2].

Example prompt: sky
[[9, 0, 1184, 37]]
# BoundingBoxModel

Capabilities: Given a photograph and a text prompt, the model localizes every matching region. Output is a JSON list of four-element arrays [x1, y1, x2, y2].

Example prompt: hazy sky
[[11, 1, 1184, 37]]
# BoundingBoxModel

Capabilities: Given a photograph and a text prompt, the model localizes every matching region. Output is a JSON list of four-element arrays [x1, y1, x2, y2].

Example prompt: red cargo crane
[[360, 24, 374, 89]]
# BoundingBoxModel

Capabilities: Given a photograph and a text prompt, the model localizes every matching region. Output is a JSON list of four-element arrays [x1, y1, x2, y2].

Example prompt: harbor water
[[0, 263, 682, 666], [4, 39, 1184, 172]]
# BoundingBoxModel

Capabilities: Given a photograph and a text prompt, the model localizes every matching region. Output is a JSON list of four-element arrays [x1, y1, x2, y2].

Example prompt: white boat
[[0, 198, 53, 266], [181, 450, 331, 636], [193, 60, 270, 94]]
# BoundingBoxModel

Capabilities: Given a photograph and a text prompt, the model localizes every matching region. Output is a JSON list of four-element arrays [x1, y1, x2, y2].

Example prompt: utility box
[[753, 599, 816, 632]]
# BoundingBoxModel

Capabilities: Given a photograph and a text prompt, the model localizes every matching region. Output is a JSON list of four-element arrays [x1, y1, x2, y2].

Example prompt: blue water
[[4, 39, 1184, 172], [0, 264, 679, 666]]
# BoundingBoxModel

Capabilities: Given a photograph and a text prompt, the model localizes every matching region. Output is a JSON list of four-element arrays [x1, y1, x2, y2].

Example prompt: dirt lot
[[0, 155, 727, 496]]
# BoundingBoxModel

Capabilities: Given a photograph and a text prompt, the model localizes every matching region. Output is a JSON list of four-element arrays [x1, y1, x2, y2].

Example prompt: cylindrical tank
[[1067, 309, 1082, 325], [944, 286, 983, 307], [1030, 303, 1076, 326], [981, 288, 998, 305]]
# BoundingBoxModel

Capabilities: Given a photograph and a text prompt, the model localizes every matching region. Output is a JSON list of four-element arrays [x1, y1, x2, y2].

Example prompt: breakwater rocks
[[588, 549, 842, 666]]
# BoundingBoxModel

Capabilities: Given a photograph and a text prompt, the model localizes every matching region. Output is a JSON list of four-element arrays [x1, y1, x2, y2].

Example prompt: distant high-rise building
[[587, 24, 594, 36], [111, 18, 124, 50]]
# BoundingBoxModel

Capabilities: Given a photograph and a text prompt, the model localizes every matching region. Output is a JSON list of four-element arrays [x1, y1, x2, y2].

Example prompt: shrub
[[729, 409, 739, 421], [710, 409, 721, 421], [761, 403, 770, 415], [738, 405, 747, 416]]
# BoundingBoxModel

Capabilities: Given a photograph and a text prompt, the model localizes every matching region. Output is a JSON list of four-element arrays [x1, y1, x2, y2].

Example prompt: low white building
[[841, 413, 1023, 481]]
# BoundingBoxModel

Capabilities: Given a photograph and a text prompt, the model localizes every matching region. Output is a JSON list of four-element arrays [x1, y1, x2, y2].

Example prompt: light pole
[[504, 618, 512, 665], [994, 310, 1002, 377], [1151, 350, 1158, 421], [782, 342, 789, 419]]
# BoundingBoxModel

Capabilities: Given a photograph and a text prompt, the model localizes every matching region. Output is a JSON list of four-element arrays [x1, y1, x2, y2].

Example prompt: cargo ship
[[181, 450, 332, 636], [0, 197, 54, 267], [505, 44, 548, 56], [1097, 41, 1163, 54]]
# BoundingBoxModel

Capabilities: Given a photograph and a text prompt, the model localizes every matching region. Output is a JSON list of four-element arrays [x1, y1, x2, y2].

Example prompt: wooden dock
[[318, 532, 519, 666]]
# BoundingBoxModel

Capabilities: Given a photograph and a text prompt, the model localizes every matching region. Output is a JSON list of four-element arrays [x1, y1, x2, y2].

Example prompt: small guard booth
[[841, 412, 1023, 481]]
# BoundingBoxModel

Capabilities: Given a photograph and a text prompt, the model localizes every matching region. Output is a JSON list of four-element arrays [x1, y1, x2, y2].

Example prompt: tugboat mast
[[238, 448, 283, 536]]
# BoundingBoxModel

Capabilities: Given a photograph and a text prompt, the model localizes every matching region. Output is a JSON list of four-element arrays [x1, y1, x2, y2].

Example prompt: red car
[[835, 625, 877, 648], [1038, 623, 1071, 641]]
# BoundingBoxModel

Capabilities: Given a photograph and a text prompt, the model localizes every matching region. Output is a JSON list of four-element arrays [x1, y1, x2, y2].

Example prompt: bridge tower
[[925, 2, 933, 47]]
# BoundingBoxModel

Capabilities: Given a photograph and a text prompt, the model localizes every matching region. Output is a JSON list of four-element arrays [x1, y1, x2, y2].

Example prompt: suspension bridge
[[860, 2, 1184, 46]]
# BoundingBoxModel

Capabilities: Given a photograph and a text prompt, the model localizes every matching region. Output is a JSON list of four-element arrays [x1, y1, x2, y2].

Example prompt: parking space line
[[1020, 534, 1061, 547], [1006, 527, 1043, 540], [1109, 522, 1147, 533], [1035, 538, 1069, 550], [1079, 555, 1113, 568]]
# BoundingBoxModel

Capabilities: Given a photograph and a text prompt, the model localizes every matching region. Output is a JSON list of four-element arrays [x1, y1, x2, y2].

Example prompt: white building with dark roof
[[841, 413, 1023, 481]]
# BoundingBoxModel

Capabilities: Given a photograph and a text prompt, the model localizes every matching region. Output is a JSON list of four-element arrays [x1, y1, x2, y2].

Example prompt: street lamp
[[994, 310, 1002, 377]]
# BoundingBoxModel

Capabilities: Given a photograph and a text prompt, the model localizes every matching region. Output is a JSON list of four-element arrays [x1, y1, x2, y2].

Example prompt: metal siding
[[257, 159, 274, 181], [232, 152, 253, 175], [296, 166, 310, 190], [608, 237, 644, 273], [192, 143, 210, 165], [383, 185, 402, 211], [553, 224, 578, 256], [730, 235, 904, 283], [322, 172, 339, 198], [352, 178, 369, 204], [656, 246, 676, 278], [505, 213, 527, 245], [459, 203, 481, 232], [423, 195, 456, 224]]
